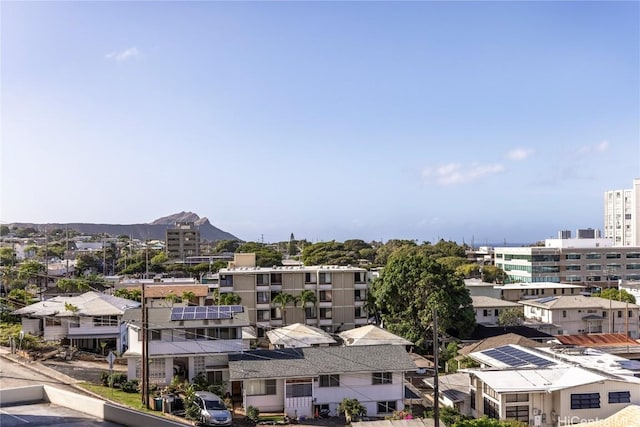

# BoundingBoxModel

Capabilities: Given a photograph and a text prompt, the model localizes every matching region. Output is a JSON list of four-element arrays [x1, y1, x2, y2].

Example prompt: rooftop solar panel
[[480, 345, 555, 368], [169, 305, 244, 321]]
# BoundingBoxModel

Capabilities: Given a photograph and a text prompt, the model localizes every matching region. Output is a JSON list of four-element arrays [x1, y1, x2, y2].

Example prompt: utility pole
[[433, 308, 439, 427], [141, 282, 149, 408]]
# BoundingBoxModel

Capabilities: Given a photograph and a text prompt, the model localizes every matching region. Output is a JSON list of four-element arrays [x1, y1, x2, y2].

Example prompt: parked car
[[194, 391, 232, 426]]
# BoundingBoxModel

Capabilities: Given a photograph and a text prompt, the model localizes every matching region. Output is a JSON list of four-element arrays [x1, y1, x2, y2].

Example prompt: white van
[[194, 391, 232, 426]]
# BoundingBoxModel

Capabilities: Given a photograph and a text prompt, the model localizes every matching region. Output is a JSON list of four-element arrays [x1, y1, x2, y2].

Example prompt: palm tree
[[297, 290, 317, 323], [219, 292, 242, 305], [272, 292, 295, 325], [181, 291, 196, 306]]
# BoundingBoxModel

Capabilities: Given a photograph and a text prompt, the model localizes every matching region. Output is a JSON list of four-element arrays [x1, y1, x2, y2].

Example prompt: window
[[372, 372, 392, 385], [376, 401, 396, 414], [586, 264, 602, 271], [256, 274, 269, 285], [319, 375, 340, 387], [150, 330, 161, 341], [354, 272, 366, 283], [505, 393, 529, 403], [483, 398, 499, 419], [270, 273, 282, 284], [470, 389, 476, 410], [256, 292, 269, 304], [319, 290, 332, 302], [305, 307, 316, 318], [286, 382, 312, 397], [494, 309, 499, 316], [207, 371, 224, 385], [618, 311, 622, 318], [505, 405, 529, 422], [354, 289, 365, 301], [565, 253, 581, 260], [220, 275, 233, 286], [45, 317, 62, 326], [246, 379, 277, 395], [608, 391, 631, 404], [257, 310, 270, 321], [586, 253, 602, 260], [571, 393, 600, 409], [93, 315, 118, 326], [355, 307, 366, 318], [319, 308, 332, 319], [271, 307, 283, 320], [304, 272, 316, 284], [562, 310, 567, 318], [606, 253, 622, 259], [319, 272, 331, 284], [483, 309, 489, 317]]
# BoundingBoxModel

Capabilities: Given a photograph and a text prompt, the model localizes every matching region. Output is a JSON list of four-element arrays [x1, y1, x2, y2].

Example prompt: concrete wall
[[0, 385, 187, 427]]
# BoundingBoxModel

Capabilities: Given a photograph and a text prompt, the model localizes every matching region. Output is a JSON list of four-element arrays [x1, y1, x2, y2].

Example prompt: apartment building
[[604, 178, 640, 246], [216, 254, 369, 337], [165, 222, 200, 259], [519, 295, 640, 337], [495, 238, 640, 287]]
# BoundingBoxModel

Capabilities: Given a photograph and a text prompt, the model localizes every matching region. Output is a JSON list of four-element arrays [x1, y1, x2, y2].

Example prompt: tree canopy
[[369, 248, 476, 348], [593, 288, 636, 304], [236, 242, 283, 267]]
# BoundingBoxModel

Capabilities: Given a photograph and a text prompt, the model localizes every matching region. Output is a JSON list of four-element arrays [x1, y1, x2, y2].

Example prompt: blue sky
[[1, 1, 639, 244]]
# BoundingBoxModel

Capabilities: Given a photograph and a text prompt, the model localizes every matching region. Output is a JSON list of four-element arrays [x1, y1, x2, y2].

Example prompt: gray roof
[[521, 295, 639, 310], [228, 345, 416, 380], [471, 296, 522, 309], [267, 323, 336, 347], [13, 291, 139, 317]]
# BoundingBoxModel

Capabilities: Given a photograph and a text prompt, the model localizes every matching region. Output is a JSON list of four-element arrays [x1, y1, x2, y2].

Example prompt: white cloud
[[506, 147, 534, 161], [105, 47, 139, 62], [422, 162, 505, 185], [577, 140, 610, 154]]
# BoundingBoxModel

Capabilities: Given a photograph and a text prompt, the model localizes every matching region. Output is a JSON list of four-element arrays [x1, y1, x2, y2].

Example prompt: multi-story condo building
[[495, 238, 640, 287], [216, 254, 369, 338], [604, 178, 640, 246], [165, 222, 200, 259]]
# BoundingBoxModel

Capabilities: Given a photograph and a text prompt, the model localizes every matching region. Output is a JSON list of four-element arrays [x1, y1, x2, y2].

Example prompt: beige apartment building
[[217, 254, 369, 338], [603, 178, 640, 246], [165, 222, 200, 259]]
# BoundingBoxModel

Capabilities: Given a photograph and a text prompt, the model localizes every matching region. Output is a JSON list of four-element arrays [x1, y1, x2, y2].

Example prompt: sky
[[1, 1, 639, 245]]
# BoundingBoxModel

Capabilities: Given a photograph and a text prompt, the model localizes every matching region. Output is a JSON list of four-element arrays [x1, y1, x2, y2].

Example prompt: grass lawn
[[78, 383, 158, 415]]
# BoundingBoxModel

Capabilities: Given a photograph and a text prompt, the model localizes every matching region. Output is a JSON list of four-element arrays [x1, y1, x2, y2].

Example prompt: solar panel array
[[481, 345, 555, 368], [170, 305, 243, 321], [536, 296, 557, 304]]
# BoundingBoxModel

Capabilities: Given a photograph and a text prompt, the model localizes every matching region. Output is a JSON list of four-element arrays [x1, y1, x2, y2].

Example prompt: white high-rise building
[[604, 178, 640, 246]]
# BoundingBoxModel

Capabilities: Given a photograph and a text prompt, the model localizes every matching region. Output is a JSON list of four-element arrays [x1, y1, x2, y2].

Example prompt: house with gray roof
[[228, 345, 417, 419], [470, 296, 522, 326], [13, 291, 140, 354]]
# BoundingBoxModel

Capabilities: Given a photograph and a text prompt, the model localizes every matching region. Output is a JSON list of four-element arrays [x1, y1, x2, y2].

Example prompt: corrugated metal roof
[[266, 323, 336, 347], [555, 333, 639, 347], [13, 291, 140, 317]]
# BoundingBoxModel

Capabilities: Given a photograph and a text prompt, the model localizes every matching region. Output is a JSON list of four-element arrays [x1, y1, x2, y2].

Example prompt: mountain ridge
[[7, 211, 239, 242]]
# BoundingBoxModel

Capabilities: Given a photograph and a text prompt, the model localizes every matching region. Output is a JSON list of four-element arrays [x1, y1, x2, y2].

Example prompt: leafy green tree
[[7, 288, 35, 308], [437, 256, 468, 272], [456, 263, 481, 279], [373, 239, 417, 266], [481, 265, 508, 284], [18, 260, 44, 285], [113, 288, 141, 302], [498, 307, 525, 326], [1, 266, 22, 290], [0, 247, 16, 266], [214, 240, 241, 253], [593, 288, 636, 304], [236, 242, 283, 267], [337, 398, 366, 424], [150, 252, 168, 273], [272, 292, 295, 325], [0, 225, 10, 236], [164, 293, 180, 307], [370, 249, 475, 348], [76, 253, 102, 275], [190, 263, 211, 275]]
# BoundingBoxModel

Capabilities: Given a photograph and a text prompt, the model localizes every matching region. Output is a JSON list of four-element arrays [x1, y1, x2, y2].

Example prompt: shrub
[[122, 379, 139, 393], [246, 405, 260, 423]]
